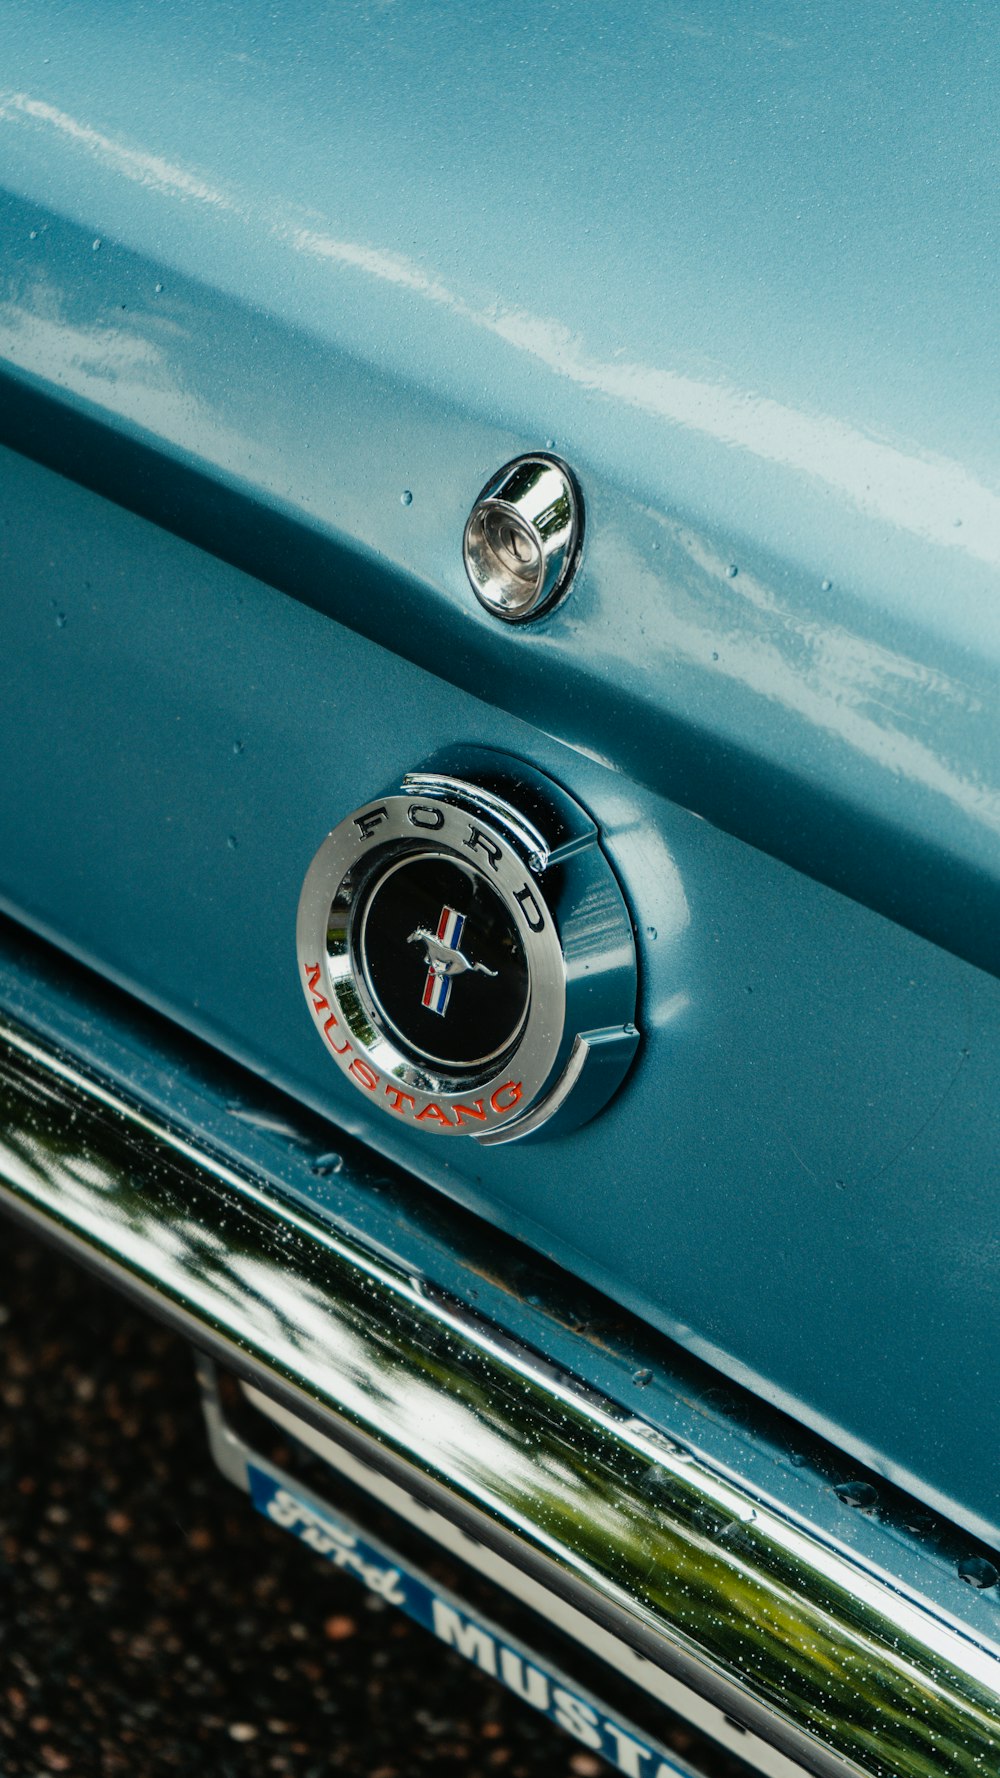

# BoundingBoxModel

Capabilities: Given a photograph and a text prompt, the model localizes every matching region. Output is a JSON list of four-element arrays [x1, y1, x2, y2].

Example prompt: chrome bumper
[[1, 1010, 999, 1778]]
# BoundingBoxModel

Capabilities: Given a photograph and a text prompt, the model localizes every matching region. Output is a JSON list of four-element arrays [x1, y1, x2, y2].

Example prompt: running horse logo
[[408, 906, 497, 1017]]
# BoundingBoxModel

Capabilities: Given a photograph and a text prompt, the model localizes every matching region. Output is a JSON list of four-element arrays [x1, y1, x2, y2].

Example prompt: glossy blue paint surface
[[1, 1, 999, 973], [2, 445, 1000, 1547], [2, 2, 1000, 1540]]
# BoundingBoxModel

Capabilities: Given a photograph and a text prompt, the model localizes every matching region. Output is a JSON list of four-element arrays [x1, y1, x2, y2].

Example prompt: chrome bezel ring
[[296, 788, 567, 1137]]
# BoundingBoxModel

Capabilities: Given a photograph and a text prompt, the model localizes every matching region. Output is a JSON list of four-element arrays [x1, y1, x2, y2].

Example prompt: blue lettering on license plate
[[248, 1461, 690, 1778]]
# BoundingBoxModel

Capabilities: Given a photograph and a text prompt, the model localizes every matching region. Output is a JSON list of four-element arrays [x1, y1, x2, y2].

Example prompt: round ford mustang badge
[[296, 754, 639, 1143]]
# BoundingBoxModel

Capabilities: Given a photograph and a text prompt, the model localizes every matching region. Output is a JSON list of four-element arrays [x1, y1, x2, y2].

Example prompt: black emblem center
[[356, 853, 529, 1070]]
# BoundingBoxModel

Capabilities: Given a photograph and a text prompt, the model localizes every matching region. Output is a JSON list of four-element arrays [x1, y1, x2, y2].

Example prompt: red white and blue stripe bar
[[423, 906, 463, 1016]]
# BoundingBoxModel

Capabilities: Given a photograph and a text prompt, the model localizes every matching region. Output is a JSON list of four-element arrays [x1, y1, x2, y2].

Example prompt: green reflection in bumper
[[1, 1013, 998, 1778]]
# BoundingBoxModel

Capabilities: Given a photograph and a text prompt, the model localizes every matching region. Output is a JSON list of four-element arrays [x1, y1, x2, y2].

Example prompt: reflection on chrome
[[1, 1012, 999, 1776]]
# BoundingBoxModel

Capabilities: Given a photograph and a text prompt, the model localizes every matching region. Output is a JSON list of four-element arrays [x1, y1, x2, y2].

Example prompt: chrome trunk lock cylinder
[[463, 456, 582, 621]]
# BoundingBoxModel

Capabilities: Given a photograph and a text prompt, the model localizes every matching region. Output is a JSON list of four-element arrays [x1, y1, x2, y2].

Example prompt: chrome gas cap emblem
[[463, 456, 581, 621], [296, 755, 638, 1143]]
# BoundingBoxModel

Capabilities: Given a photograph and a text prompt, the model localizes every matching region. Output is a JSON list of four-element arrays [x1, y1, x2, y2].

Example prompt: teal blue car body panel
[[2, 445, 1000, 1555], [1, 0, 999, 1554], [1, 0, 999, 974]]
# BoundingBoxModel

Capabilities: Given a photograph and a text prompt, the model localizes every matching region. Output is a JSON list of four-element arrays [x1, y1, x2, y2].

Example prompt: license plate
[[248, 1460, 693, 1778]]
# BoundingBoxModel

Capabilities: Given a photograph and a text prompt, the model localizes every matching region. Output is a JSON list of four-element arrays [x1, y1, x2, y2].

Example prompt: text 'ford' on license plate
[[248, 1462, 690, 1778]]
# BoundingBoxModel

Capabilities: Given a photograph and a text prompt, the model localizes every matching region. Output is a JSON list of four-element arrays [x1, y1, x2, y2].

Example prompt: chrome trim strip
[[1, 1012, 999, 1778], [476, 1030, 590, 1144], [231, 1377, 803, 1778], [199, 1362, 716, 1778]]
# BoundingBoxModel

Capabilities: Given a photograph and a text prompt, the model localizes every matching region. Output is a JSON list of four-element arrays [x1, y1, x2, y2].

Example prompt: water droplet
[[639, 1463, 669, 1499], [29, 229, 37, 241], [54, 611, 67, 629], [958, 1556, 999, 1589], [711, 651, 719, 661], [726, 563, 738, 578], [632, 1367, 652, 1387], [400, 489, 413, 506], [226, 1104, 299, 1138], [154, 282, 164, 294], [646, 925, 657, 940], [311, 1153, 343, 1177], [788, 1452, 806, 1467], [820, 577, 832, 592], [226, 834, 238, 850], [835, 1178, 846, 1190], [232, 740, 245, 755], [835, 1480, 878, 1511], [91, 238, 102, 252], [545, 438, 556, 449]]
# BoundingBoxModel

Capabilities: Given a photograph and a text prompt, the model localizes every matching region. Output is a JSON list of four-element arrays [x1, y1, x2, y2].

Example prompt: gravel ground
[[0, 1227, 742, 1778]]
